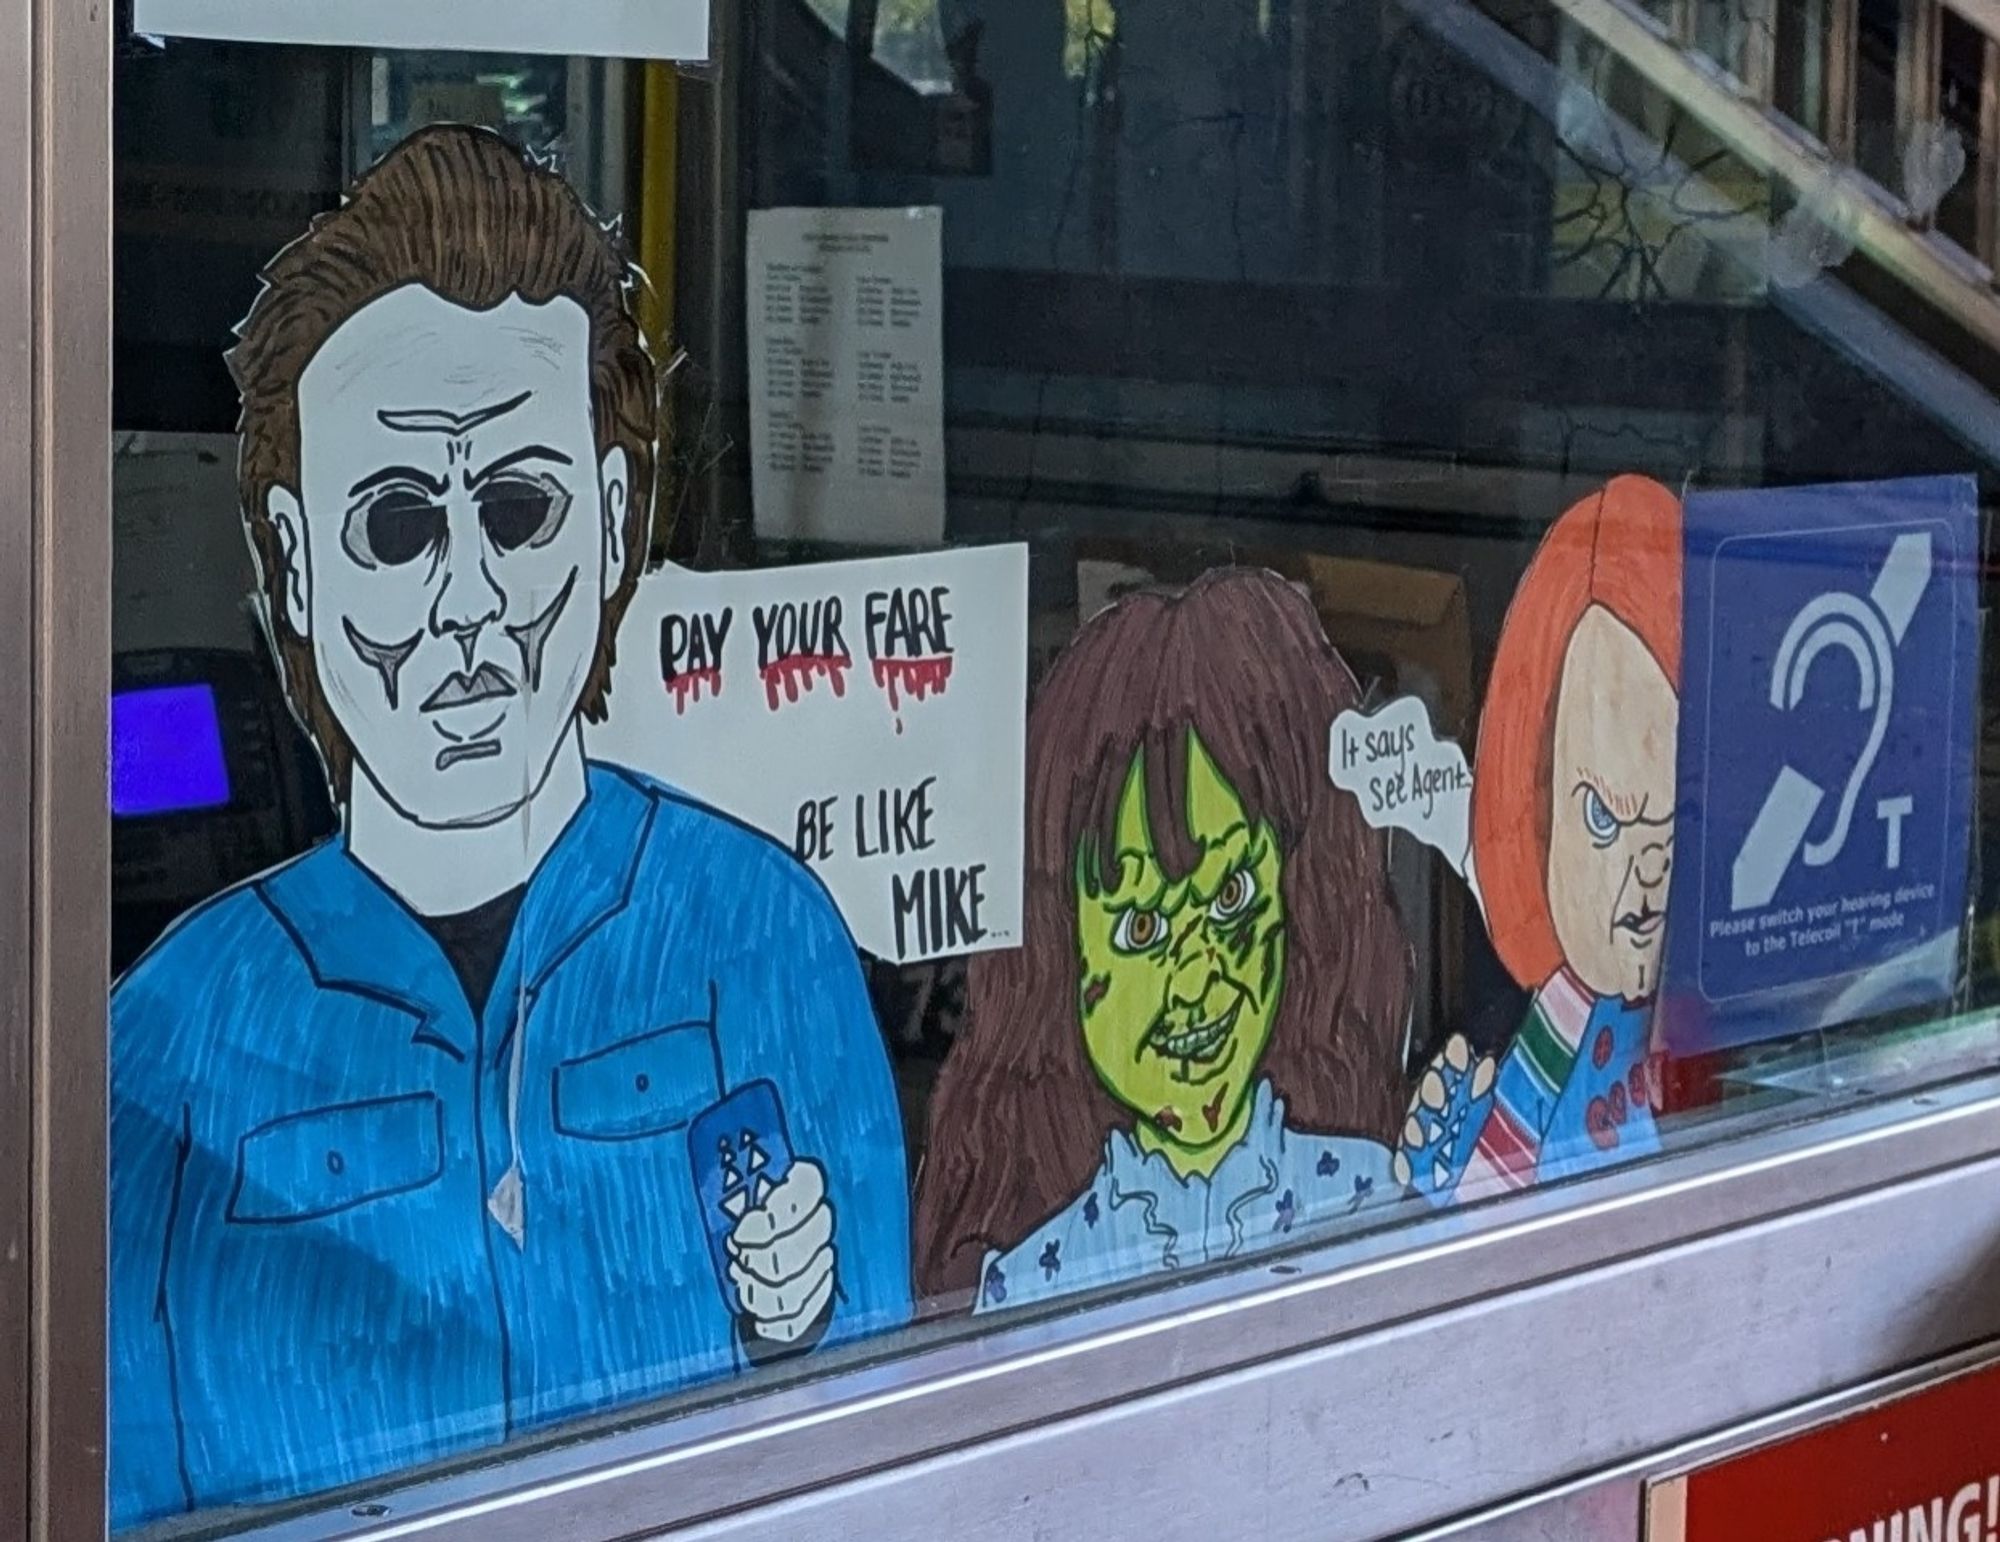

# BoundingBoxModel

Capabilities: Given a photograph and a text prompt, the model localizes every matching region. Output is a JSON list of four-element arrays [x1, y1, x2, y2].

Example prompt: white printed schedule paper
[[132, 0, 709, 58], [748, 207, 947, 546]]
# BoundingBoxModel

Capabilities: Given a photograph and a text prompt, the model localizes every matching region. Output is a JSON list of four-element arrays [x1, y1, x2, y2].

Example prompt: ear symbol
[[1730, 531, 1933, 913], [1771, 594, 1894, 869]]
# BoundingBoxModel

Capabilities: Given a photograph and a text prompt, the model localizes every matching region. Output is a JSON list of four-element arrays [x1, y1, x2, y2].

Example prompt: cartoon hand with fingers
[[1392, 1034, 1496, 1203], [728, 1158, 838, 1346]]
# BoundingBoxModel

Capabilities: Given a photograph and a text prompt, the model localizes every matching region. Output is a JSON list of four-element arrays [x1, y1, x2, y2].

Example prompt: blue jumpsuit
[[109, 763, 912, 1528]]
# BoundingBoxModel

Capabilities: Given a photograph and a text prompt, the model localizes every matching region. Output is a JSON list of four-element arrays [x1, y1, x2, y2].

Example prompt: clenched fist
[[728, 1159, 837, 1345]]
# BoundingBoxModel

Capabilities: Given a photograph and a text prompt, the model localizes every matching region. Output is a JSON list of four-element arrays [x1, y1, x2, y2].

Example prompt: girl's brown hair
[[914, 568, 1413, 1300]]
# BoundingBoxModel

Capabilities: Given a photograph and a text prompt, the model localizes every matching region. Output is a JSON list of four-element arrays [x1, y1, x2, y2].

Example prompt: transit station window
[[106, 0, 2000, 1528]]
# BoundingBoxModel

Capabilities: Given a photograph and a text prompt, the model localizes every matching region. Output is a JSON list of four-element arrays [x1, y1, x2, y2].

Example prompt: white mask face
[[273, 284, 628, 831]]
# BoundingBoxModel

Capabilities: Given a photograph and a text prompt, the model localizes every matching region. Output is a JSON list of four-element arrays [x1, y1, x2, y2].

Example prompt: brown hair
[[913, 568, 1414, 1300], [228, 123, 656, 801]]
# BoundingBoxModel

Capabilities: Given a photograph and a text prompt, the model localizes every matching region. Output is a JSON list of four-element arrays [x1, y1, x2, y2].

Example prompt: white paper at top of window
[[748, 207, 947, 547], [131, 0, 709, 59]]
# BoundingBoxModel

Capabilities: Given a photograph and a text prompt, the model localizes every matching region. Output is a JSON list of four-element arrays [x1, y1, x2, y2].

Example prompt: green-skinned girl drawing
[[913, 569, 1415, 1310]]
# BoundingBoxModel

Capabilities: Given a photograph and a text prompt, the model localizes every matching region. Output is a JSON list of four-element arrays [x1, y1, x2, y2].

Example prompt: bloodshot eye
[[1208, 868, 1258, 922], [1112, 908, 1167, 954]]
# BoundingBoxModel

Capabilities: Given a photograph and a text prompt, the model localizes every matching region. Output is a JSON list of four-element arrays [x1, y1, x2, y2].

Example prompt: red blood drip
[[759, 653, 853, 712], [870, 654, 954, 712], [1154, 1106, 1184, 1135], [1201, 1087, 1227, 1132], [665, 667, 721, 715]]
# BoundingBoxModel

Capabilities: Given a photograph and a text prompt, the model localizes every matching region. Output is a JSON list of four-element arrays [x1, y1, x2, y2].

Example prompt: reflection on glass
[[106, 0, 2000, 1527], [363, 50, 569, 161]]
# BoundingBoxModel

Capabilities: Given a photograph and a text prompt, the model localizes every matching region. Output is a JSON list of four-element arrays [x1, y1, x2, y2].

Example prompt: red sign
[[1648, 1359, 2000, 1542]]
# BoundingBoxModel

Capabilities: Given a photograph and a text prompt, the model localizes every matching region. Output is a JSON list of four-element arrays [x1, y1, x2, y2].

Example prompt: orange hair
[[1471, 475, 1683, 990]]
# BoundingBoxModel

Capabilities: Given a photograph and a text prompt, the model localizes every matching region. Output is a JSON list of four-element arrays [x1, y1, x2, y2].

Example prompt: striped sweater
[[1456, 969, 1662, 1199]]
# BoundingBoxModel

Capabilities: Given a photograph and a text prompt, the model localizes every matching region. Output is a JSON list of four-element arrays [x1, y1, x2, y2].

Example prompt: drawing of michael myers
[[109, 125, 912, 1530]]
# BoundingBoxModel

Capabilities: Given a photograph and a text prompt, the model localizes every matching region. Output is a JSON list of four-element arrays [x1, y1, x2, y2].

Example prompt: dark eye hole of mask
[[476, 474, 572, 555], [345, 489, 447, 569]]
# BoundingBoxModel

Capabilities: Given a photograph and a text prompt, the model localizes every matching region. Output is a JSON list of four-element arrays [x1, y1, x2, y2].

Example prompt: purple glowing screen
[[111, 684, 231, 817]]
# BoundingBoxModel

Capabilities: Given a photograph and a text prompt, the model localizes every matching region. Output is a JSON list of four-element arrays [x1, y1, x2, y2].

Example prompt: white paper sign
[[1329, 696, 1476, 884], [747, 207, 947, 546], [131, 0, 709, 59], [590, 545, 1027, 963]]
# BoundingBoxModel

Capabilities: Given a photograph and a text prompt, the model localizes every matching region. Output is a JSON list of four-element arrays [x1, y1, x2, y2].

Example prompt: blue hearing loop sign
[[1663, 475, 1979, 1053]]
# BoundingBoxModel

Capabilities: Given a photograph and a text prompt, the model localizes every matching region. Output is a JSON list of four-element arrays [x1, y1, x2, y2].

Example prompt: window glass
[[108, 0, 2000, 1531]]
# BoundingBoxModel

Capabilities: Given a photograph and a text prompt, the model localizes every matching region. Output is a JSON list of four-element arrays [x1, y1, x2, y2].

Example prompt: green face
[[1075, 731, 1287, 1152]]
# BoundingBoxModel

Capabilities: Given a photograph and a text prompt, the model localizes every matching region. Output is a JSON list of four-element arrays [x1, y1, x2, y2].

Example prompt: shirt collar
[[1541, 966, 1600, 1036], [1104, 1078, 1285, 1194], [511, 763, 656, 996], [257, 762, 655, 1057]]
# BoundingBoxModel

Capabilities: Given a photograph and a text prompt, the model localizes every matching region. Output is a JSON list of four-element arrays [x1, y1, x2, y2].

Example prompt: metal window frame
[[11, 0, 111, 1538], [1412, 1338, 2000, 1542], [1, 0, 35, 1524], [17, 5, 2000, 1542], [200, 1058, 2000, 1542], [666, 1102, 2000, 1542]]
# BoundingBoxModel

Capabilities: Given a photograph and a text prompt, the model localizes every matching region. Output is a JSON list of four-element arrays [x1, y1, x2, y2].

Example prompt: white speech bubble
[[1329, 696, 1475, 885]]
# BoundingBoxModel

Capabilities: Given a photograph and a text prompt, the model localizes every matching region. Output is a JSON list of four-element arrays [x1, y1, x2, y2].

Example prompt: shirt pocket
[[553, 1020, 720, 1142], [227, 1092, 445, 1225]]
